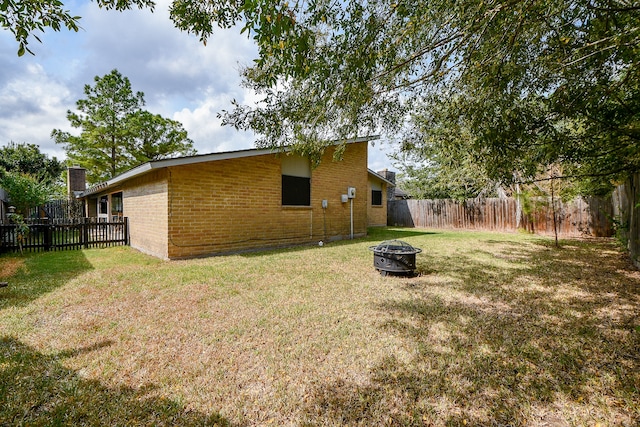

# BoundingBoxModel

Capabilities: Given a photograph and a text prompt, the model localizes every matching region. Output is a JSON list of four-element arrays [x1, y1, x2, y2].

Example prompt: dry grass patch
[[0, 257, 25, 279], [1, 229, 638, 426]]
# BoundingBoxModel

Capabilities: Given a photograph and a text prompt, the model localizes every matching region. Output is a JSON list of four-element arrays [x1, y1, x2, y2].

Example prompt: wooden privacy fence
[[388, 197, 613, 237], [0, 218, 129, 254], [612, 173, 640, 266]]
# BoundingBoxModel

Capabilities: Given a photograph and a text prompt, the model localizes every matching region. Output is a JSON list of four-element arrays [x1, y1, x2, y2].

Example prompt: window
[[111, 192, 123, 220], [281, 155, 311, 206], [371, 180, 383, 206], [371, 190, 383, 206], [99, 195, 108, 215]]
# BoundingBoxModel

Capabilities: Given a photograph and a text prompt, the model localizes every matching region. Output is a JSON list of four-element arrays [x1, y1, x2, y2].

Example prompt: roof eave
[[368, 169, 395, 187], [79, 136, 380, 197]]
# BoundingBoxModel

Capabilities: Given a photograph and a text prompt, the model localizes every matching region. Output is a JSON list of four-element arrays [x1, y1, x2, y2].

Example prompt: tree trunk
[[551, 174, 558, 248]]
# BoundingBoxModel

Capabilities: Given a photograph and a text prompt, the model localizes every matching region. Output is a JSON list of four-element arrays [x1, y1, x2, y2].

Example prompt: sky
[[0, 0, 397, 172]]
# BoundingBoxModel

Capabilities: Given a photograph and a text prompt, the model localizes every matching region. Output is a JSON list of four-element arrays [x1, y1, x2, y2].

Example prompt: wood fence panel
[[612, 174, 640, 265], [0, 218, 129, 254], [389, 197, 613, 237]]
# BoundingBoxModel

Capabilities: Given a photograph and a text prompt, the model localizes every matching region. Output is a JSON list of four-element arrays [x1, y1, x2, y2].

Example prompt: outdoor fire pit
[[368, 240, 422, 276]]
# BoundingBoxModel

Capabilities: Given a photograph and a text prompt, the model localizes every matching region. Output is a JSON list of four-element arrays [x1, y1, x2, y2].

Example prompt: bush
[[0, 171, 52, 216]]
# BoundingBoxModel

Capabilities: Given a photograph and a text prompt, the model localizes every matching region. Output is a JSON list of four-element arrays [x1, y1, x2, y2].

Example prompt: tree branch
[[586, 2, 640, 12], [519, 167, 632, 184]]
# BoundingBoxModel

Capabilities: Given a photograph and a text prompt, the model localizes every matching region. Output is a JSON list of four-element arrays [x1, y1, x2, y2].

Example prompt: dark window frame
[[371, 189, 383, 206], [99, 195, 108, 215], [282, 175, 311, 206], [111, 192, 123, 215]]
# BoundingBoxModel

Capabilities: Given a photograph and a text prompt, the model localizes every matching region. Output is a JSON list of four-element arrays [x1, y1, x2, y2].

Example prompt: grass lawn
[[1, 227, 638, 426]]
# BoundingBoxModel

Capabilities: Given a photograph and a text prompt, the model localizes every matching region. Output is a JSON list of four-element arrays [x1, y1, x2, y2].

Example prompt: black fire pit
[[369, 240, 422, 276]]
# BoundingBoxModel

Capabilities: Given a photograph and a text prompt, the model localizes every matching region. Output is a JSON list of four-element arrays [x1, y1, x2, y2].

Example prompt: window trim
[[282, 174, 311, 207], [371, 189, 383, 206], [281, 155, 312, 207], [98, 195, 108, 215]]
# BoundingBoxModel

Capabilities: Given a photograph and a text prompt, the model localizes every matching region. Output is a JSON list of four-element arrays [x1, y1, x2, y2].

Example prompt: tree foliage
[[0, 141, 64, 185], [1, 0, 154, 56], [218, 0, 638, 191], [0, 171, 51, 215], [167, 0, 640, 191], [127, 110, 195, 164], [52, 69, 195, 185], [9, 1, 640, 190], [52, 69, 144, 184], [393, 149, 497, 201]]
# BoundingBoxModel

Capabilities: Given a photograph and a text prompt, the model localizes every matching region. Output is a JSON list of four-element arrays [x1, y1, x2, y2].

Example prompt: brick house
[[367, 169, 393, 227], [77, 138, 392, 259]]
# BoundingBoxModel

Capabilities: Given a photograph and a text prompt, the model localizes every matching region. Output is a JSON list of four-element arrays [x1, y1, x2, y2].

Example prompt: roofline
[[79, 136, 379, 197], [368, 169, 395, 187]]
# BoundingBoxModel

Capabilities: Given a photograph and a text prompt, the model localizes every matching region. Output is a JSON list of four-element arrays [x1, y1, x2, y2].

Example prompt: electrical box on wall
[[347, 187, 356, 198], [322, 199, 328, 208], [341, 194, 349, 203]]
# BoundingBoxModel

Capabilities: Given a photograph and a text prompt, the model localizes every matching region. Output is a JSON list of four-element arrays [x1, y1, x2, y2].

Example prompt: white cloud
[[77, 0, 256, 107], [0, 63, 73, 159], [173, 87, 256, 153], [0, 0, 398, 169], [0, 0, 258, 159], [368, 139, 398, 173], [74, 0, 259, 153]]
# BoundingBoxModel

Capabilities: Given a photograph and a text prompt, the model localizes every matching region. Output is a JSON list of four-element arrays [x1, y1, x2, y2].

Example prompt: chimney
[[67, 166, 86, 199], [377, 169, 396, 201]]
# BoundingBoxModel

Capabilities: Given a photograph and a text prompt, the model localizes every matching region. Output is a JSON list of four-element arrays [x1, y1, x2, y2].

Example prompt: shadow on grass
[[0, 251, 94, 310], [301, 238, 640, 426], [0, 336, 234, 426], [238, 227, 438, 259]]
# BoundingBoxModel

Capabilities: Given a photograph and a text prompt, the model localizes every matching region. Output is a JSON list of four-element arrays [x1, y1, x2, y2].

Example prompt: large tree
[[173, 0, 640, 189], [9, 1, 640, 188], [52, 69, 144, 184], [214, 0, 639, 189], [0, 141, 64, 185], [127, 110, 195, 164], [0, 142, 60, 216], [52, 69, 195, 185]]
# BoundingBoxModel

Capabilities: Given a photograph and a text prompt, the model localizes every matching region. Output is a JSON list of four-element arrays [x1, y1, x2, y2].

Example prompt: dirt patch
[[0, 257, 25, 279]]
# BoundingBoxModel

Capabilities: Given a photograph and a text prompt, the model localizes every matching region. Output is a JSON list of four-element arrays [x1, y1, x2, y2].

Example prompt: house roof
[[367, 169, 395, 187], [80, 136, 379, 197], [394, 187, 410, 199]]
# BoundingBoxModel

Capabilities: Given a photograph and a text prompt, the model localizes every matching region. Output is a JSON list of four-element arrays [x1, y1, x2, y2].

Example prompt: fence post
[[83, 218, 90, 249], [124, 217, 130, 245], [44, 219, 52, 251]]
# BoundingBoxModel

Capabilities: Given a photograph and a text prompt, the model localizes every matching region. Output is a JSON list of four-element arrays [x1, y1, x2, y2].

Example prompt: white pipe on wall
[[350, 198, 353, 240]]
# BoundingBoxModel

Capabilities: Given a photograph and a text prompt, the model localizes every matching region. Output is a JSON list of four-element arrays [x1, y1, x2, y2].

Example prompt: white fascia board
[[80, 136, 380, 197], [368, 169, 395, 187]]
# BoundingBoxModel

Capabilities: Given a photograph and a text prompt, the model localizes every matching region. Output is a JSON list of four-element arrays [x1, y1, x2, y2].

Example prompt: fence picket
[[0, 218, 129, 254], [388, 198, 613, 237]]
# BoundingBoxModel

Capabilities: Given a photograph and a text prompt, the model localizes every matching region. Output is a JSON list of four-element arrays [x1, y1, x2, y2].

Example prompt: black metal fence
[[0, 218, 129, 254]]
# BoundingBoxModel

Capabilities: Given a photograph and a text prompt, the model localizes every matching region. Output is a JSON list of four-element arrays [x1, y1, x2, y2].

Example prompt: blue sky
[[0, 0, 396, 171]]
